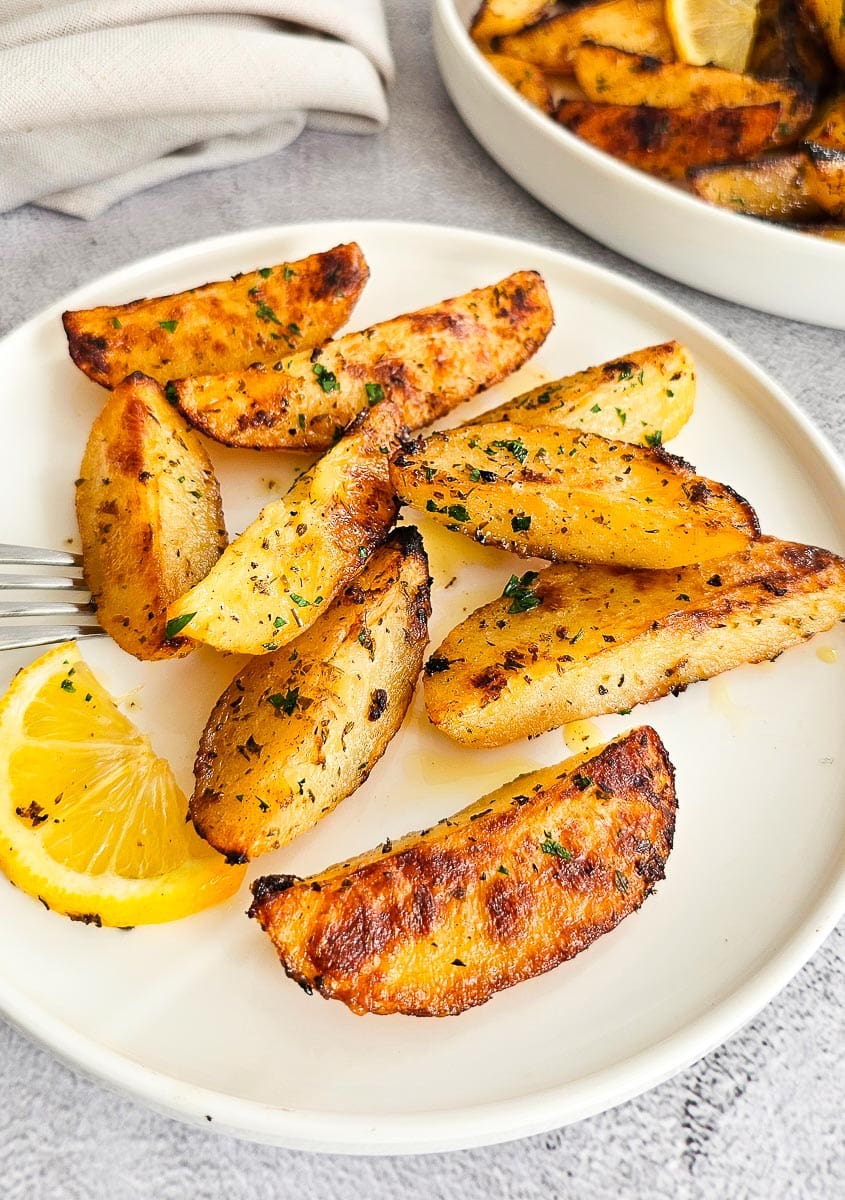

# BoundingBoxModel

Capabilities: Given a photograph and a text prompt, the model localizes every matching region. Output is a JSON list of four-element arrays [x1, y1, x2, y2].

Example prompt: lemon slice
[[666, 0, 759, 72], [0, 643, 245, 926]]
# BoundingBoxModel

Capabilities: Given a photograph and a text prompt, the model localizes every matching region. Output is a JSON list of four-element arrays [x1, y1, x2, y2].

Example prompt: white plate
[[434, 0, 845, 329], [0, 221, 844, 1155]]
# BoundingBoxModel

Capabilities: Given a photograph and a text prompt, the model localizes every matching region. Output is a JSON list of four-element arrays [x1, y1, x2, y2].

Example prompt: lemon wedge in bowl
[[0, 642, 245, 926], [666, 0, 760, 72]]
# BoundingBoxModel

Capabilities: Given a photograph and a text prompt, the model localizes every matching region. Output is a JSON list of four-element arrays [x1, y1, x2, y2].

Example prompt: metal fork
[[0, 544, 105, 651]]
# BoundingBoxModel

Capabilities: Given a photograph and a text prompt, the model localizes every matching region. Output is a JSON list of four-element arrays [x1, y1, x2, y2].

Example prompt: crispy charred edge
[[249, 728, 677, 1012], [62, 314, 111, 388]]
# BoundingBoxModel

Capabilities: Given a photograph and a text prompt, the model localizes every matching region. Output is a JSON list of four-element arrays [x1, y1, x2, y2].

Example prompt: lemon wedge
[[0, 643, 245, 926], [666, 0, 760, 72]]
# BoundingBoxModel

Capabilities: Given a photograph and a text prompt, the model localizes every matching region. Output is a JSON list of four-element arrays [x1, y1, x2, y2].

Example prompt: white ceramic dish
[[434, 0, 845, 329], [0, 221, 844, 1154]]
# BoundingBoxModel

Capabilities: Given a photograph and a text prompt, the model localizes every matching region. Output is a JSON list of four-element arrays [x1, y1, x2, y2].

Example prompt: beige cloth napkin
[[0, 1, 393, 218]]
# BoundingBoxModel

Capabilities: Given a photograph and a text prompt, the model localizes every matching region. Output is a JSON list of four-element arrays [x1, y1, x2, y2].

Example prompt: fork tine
[[0, 574, 88, 592], [0, 626, 106, 652], [0, 601, 98, 619], [0, 544, 83, 568]]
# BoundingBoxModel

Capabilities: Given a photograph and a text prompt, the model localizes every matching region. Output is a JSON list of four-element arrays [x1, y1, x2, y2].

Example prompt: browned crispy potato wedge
[[573, 45, 813, 144], [249, 727, 677, 1017], [556, 100, 782, 179], [390, 423, 758, 569], [62, 243, 368, 389], [424, 537, 845, 747], [471, 0, 553, 46], [802, 94, 845, 218], [471, 341, 694, 445], [483, 52, 554, 111], [170, 271, 554, 450], [750, 0, 835, 89], [797, 0, 845, 70], [191, 529, 431, 862], [166, 400, 401, 655], [495, 0, 674, 73], [688, 153, 822, 221], [76, 373, 226, 660], [799, 223, 845, 240]]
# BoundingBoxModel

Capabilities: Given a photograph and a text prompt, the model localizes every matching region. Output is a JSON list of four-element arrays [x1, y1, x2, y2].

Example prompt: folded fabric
[[0, 1, 393, 218]]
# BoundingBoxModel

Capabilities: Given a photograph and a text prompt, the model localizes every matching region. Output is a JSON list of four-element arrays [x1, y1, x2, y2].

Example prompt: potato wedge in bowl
[[390, 422, 758, 569], [192, 528, 431, 862], [63, 242, 368, 388], [166, 399, 402, 655], [249, 726, 677, 1016], [76, 373, 227, 660], [424, 537, 845, 747], [169, 270, 554, 450], [471, 340, 694, 445]]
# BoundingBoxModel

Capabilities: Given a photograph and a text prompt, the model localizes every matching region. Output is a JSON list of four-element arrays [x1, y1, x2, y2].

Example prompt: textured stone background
[[0, 2, 842, 1196]]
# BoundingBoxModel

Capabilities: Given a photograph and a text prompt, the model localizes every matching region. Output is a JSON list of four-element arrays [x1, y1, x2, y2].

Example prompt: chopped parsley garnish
[[273, 615, 286, 628], [283, 265, 295, 280], [267, 688, 299, 715], [255, 302, 281, 325], [357, 546, 369, 560], [165, 612, 196, 639], [615, 407, 627, 426], [468, 467, 481, 482], [288, 322, 302, 336], [645, 430, 663, 447], [572, 773, 592, 790], [111, 317, 122, 329], [290, 593, 310, 607], [511, 513, 531, 532], [298, 413, 306, 430], [502, 570, 541, 614], [489, 437, 528, 464], [158, 320, 178, 333], [365, 382, 384, 405], [164, 382, 178, 405], [312, 363, 339, 393], [426, 499, 444, 513], [424, 466, 437, 483], [590, 403, 602, 413], [540, 832, 572, 860], [259, 267, 272, 278], [497, 865, 509, 875], [60, 678, 76, 693], [447, 504, 470, 522]]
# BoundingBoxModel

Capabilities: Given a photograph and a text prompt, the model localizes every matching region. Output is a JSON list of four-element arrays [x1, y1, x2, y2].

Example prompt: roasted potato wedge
[[166, 400, 401, 655], [797, 0, 845, 70], [800, 223, 845, 240], [471, 0, 553, 46], [471, 341, 694, 445], [390, 422, 758, 569], [556, 100, 782, 179], [750, 0, 835, 89], [62, 243, 368, 389], [170, 271, 554, 451], [76, 372, 226, 660], [249, 726, 677, 1017], [484, 52, 554, 112], [191, 529, 431, 862], [688, 154, 822, 221], [424, 537, 845, 747], [802, 94, 845, 218], [573, 45, 813, 143], [495, 0, 674, 73]]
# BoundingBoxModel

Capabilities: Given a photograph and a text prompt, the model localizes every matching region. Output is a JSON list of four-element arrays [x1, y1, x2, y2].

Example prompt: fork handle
[[0, 627, 106, 652]]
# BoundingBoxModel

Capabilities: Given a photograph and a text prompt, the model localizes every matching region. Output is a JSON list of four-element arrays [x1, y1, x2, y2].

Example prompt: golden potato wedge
[[62, 243, 368, 389], [249, 726, 677, 1017], [556, 100, 782, 179], [688, 153, 822, 221], [471, 341, 694, 445], [170, 271, 554, 451], [166, 400, 401, 655], [424, 537, 845, 747], [750, 0, 835, 89], [390, 422, 758, 570], [483, 52, 554, 112], [799, 223, 845, 240], [797, 0, 845, 70], [191, 528, 431, 862], [573, 45, 813, 144], [471, 0, 553, 46], [75, 373, 226, 661], [802, 94, 845, 218], [495, 0, 674, 73]]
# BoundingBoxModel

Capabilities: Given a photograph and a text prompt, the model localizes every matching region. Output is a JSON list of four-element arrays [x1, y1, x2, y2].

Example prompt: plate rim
[[1, 218, 843, 1154]]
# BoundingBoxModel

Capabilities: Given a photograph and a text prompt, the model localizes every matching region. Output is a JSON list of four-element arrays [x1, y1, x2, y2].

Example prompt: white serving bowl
[[433, 0, 845, 328]]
